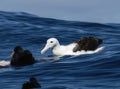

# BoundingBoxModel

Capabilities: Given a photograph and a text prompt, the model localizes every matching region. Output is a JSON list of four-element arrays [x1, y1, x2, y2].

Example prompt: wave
[[0, 11, 119, 28]]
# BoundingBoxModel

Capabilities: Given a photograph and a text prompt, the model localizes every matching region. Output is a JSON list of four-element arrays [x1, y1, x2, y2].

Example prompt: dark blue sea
[[0, 11, 120, 89]]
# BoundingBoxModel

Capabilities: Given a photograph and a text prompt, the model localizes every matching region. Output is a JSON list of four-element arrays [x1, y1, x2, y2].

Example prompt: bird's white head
[[41, 38, 59, 54]]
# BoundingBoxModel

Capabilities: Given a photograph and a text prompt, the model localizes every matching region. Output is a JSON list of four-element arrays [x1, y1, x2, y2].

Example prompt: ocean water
[[0, 11, 120, 89]]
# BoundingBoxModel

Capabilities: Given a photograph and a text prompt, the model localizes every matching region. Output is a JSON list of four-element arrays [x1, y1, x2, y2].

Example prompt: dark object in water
[[22, 82, 31, 89], [22, 77, 41, 89], [11, 46, 36, 66], [29, 77, 41, 88], [73, 37, 103, 52]]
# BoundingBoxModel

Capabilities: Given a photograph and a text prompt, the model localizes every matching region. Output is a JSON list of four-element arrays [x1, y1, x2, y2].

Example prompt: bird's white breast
[[52, 43, 77, 56]]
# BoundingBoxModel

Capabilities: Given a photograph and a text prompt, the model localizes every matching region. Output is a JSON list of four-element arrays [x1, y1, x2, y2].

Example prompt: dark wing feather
[[73, 37, 103, 52]]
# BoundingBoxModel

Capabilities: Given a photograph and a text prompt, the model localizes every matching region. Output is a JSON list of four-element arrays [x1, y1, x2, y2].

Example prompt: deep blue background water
[[0, 11, 120, 89]]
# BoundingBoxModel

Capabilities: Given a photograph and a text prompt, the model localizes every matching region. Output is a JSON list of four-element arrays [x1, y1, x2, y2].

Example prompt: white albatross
[[41, 37, 104, 57]]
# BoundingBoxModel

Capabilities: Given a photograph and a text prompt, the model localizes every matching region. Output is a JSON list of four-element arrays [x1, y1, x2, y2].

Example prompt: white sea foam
[[0, 60, 10, 66]]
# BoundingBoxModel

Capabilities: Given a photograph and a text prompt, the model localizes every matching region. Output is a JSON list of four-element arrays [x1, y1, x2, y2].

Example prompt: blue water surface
[[0, 11, 120, 89]]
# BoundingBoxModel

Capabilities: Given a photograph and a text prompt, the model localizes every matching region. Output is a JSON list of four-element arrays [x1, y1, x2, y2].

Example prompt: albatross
[[41, 37, 103, 56]]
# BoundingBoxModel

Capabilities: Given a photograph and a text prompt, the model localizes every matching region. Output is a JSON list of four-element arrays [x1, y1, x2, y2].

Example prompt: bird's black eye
[[50, 41, 53, 43]]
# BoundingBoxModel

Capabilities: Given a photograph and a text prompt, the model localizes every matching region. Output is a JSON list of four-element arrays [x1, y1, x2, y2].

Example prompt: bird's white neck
[[52, 42, 63, 56], [53, 41, 60, 49]]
